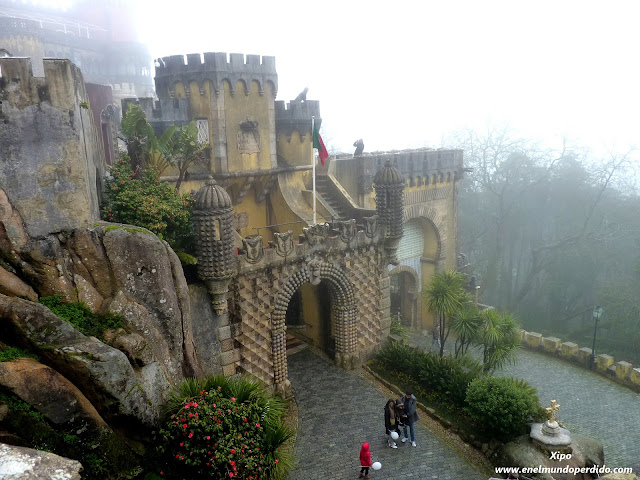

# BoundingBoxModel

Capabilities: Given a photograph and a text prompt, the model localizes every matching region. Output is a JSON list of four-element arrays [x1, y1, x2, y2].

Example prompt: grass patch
[[39, 295, 122, 340], [0, 346, 38, 362]]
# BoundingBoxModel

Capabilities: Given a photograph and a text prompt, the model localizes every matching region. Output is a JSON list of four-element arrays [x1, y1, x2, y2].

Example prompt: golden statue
[[546, 399, 561, 423]]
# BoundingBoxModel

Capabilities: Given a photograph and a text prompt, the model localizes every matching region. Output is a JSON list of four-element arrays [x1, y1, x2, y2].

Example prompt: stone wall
[[0, 57, 105, 237], [519, 329, 640, 392], [227, 222, 389, 388]]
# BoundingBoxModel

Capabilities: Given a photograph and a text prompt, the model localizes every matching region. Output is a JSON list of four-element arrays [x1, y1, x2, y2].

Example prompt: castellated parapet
[[275, 99, 321, 141], [122, 97, 190, 135], [0, 57, 105, 237], [154, 52, 278, 99]]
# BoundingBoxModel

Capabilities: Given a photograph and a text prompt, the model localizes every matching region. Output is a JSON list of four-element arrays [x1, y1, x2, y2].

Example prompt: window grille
[[196, 119, 210, 145]]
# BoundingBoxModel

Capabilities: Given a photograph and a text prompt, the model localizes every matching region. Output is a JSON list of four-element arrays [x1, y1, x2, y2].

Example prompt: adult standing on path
[[287, 348, 483, 479], [400, 391, 419, 447], [384, 399, 399, 448]]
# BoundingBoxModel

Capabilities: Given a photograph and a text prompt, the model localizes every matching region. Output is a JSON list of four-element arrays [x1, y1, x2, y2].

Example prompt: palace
[[0, 48, 463, 393]]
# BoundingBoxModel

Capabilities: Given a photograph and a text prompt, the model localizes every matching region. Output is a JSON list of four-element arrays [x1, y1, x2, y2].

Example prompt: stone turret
[[193, 177, 236, 314], [373, 160, 405, 262]]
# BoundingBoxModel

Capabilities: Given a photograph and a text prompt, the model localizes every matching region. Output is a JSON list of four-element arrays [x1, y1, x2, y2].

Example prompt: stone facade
[[0, 57, 106, 237], [328, 150, 464, 328]]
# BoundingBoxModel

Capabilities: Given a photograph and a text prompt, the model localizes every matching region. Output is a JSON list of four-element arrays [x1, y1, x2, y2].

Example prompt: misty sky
[[136, 0, 640, 155]]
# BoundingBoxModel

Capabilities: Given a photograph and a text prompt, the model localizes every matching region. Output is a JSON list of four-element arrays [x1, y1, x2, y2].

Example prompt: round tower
[[373, 159, 406, 262], [193, 177, 235, 314]]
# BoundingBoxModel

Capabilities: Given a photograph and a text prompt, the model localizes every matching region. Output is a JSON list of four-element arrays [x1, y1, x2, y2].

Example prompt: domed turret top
[[373, 160, 405, 186], [194, 176, 232, 211]]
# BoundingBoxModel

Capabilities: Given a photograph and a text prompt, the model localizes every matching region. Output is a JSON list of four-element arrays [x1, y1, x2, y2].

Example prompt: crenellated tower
[[153, 53, 278, 174], [274, 99, 321, 167]]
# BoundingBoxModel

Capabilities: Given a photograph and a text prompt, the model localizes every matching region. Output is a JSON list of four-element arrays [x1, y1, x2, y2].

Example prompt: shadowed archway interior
[[271, 261, 358, 391]]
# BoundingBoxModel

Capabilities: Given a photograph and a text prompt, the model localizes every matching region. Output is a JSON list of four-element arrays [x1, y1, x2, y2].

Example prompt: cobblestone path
[[497, 349, 640, 470], [287, 348, 484, 480], [409, 331, 640, 471]]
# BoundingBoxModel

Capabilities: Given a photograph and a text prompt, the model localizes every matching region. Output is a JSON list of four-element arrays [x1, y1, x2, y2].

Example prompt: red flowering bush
[[158, 387, 282, 479], [102, 157, 194, 251]]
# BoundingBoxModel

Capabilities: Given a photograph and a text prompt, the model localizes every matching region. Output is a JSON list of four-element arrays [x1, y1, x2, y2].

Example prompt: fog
[[136, 0, 640, 154], [133, 1, 640, 361]]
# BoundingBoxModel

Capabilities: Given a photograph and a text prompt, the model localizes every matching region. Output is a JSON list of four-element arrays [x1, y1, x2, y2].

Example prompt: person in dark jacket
[[399, 391, 419, 447], [384, 399, 399, 448]]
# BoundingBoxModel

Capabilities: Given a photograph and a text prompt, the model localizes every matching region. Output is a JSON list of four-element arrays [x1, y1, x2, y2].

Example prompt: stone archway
[[403, 205, 447, 271], [389, 265, 420, 327], [271, 260, 357, 393]]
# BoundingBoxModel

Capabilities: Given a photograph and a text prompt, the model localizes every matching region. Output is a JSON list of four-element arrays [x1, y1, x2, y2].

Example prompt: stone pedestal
[[530, 420, 572, 453]]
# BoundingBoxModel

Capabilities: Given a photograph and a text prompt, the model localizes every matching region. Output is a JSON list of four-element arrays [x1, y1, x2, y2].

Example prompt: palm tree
[[477, 308, 521, 372], [451, 305, 482, 357], [121, 105, 205, 189], [423, 270, 469, 356]]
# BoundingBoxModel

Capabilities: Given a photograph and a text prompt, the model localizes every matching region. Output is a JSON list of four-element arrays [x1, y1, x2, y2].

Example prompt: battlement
[[275, 100, 321, 120], [156, 52, 276, 75], [333, 148, 463, 173], [154, 52, 278, 99], [275, 99, 321, 140], [331, 148, 464, 193]]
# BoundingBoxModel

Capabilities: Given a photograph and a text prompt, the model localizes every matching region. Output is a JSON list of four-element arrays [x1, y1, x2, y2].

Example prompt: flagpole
[[312, 115, 317, 225]]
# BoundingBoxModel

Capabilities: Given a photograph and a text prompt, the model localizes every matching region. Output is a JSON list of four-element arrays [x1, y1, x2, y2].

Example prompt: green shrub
[[102, 157, 195, 251], [389, 316, 409, 341], [39, 296, 122, 339], [375, 342, 483, 407], [0, 346, 38, 362], [465, 376, 542, 441], [159, 376, 293, 479]]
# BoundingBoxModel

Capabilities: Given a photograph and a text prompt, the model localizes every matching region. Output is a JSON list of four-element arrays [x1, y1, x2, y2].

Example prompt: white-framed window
[[196, 119, 210, 145]]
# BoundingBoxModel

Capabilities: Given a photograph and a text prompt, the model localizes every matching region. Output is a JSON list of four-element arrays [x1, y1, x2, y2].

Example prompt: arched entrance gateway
[[192, 160, 407, 395], [272, 259, 358, 390]]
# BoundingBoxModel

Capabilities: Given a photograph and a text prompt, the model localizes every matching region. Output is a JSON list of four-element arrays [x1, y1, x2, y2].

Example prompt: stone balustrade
[[517, 329, 640, 392]]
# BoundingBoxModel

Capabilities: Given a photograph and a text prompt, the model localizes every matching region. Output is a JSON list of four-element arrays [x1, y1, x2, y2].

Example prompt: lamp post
[[590, 305, 603, 368]]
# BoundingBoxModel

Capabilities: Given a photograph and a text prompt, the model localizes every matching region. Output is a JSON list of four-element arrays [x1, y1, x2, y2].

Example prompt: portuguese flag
[[312, 120, 329, 166]]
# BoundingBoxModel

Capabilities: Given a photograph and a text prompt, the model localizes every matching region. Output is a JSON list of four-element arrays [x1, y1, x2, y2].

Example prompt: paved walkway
[[497, 349, 640, 469], [287, 348, 484, 480], [409, 331, 640, 470]]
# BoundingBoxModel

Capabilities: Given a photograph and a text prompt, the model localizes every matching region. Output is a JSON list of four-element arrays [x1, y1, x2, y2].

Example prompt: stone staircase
[[315, 175, 350, 220]]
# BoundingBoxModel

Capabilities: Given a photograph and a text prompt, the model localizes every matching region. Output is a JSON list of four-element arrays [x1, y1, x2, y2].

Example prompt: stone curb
[[518, 330, 640, 393], [362, 364, 503, 461]]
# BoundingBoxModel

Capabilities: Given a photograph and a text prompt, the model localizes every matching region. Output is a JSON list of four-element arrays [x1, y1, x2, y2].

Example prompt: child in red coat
[[359, 442, 372, 478]]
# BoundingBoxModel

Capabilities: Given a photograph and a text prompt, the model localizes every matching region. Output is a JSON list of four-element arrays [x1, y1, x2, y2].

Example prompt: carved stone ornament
[[363, 215, 379, 238], [303, 223, 329, 246], [274, 230, 294, 257], [307, 257, 322, 285], [337, 219, 356, 243], [242, 235, 264, 264], [237, 117, 260, 154]]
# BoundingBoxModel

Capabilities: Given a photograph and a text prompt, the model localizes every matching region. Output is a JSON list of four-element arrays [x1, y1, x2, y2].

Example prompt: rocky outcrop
[[0, 267, 37, 302], [0, 443, 83, 480], [0, 188, 222, 431], [0, 358, 107, 431], [102, 227, 201, 380], [0, 295, 158, 425]]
